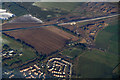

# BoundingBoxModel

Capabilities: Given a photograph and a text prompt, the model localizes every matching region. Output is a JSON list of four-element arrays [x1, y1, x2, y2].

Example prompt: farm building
[[0, 9, 15, 20]]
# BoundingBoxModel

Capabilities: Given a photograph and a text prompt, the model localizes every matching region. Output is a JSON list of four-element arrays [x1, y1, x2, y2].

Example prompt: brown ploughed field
[[2, 23, 43, 30], [4, 26, 79, 55]]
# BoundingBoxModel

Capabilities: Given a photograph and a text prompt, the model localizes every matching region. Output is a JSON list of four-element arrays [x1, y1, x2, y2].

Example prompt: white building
[[0, 9, 6, 13], [0, 9, 15, 20]]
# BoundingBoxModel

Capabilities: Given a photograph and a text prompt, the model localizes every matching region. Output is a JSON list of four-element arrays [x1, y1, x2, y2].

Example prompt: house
[[34, 64, 40, 69], [9, 50, 14, 54], [9, 74, 14, 78], [19, 53, 23, 56]]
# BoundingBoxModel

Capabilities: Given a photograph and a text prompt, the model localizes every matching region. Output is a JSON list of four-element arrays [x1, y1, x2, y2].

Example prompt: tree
[[3, 44, 9, 50]]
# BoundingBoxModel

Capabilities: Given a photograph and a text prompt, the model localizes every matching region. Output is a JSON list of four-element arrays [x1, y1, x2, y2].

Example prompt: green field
[[2, 34, 37, 66], [95, 22, 119, 54], [33, 2, 81, 12], [2, 2, 28, 16], [74, 49, 119, 78], [62, 48, 83, 59], [2, 2, 69, 21]]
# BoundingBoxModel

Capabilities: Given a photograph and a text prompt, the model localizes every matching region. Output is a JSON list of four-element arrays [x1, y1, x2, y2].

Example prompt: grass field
[[95, 21, 119, 54], [2, 34, 37, 66], [2, 2, 69, 21], [74, 49, 119, 78], [71, 20, 119, 78], [2, 2, 28, 16], [62, 48, 83, 59], [113, 64, 120, 76], [33, 2, 81, 12]]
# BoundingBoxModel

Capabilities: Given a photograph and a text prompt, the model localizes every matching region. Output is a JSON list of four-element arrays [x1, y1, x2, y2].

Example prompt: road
[[1, 14, 119, 32], [59, 14, 120, 25]]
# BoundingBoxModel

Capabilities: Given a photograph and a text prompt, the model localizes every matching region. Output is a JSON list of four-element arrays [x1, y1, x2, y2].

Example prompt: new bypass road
[[1, 14, 119, 32]]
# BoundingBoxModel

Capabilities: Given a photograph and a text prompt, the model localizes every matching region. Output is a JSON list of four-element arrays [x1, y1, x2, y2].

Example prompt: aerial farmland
[[3, 25, 79, 55], [1, 2, 119, 79]]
